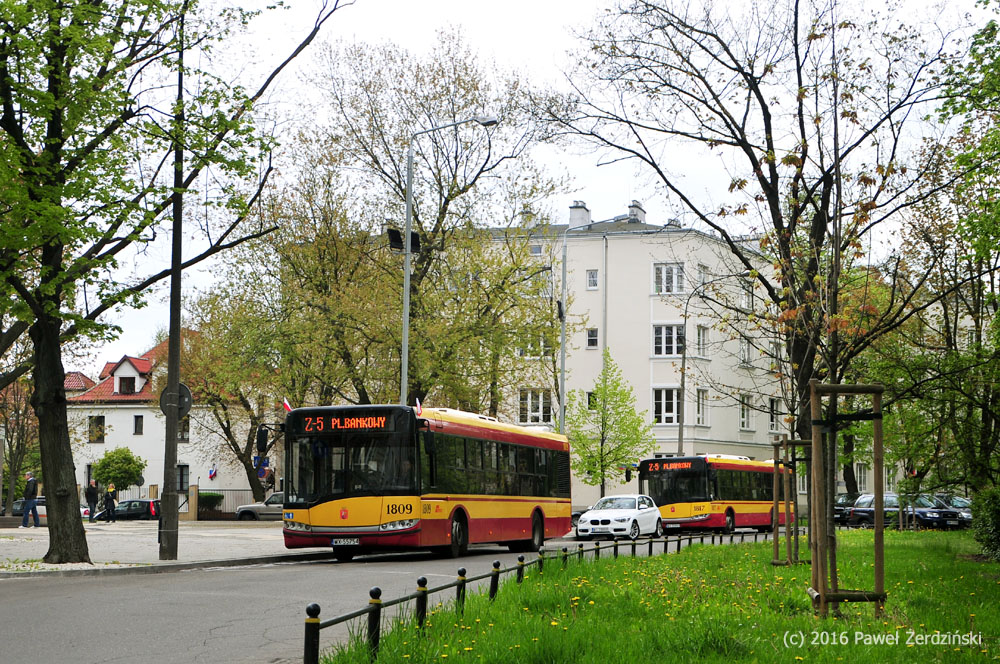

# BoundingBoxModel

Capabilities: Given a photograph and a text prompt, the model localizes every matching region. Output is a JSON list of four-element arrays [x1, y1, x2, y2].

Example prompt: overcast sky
[[70, 0, 678, 374]]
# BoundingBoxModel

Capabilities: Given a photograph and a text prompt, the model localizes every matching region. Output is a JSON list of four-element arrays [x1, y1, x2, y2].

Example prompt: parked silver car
[[235, 492, 284, 521]]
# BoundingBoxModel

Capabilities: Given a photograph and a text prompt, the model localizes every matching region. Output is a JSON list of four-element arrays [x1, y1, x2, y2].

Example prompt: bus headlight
[[285, 521, 312, 532], [380, 519, 418, 532]]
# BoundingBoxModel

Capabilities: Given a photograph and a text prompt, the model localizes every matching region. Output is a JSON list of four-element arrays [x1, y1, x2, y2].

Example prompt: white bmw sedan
[[575, 494, 663, 540]]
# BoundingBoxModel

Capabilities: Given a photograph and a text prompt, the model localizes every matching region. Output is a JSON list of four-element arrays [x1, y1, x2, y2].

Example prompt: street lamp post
[[400, 115, 498, 406], [676, 270, 751, 455]]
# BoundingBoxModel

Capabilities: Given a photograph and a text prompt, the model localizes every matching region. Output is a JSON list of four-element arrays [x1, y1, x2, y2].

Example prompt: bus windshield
[[286, 432, 417, 507], [645, 467, 711, 504]]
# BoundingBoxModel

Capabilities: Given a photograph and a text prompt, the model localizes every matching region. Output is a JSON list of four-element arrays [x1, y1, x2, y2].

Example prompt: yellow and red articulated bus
[[638, 454, 794, 534], [281, 405, 571, 561]]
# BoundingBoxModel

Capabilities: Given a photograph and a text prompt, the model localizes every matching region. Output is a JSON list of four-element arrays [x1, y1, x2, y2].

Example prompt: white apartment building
[[513, 201, 789, 510], [66, 340, 265, 516]]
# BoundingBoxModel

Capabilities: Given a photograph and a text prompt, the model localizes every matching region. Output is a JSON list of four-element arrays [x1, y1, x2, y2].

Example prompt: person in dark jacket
[[85, 480, 99, 523], [20, 471, 39, 528], [104, 483, 117, 522]]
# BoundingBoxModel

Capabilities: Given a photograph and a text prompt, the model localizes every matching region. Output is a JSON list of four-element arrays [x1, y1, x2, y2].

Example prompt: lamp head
[[473, 115, 499, 128]]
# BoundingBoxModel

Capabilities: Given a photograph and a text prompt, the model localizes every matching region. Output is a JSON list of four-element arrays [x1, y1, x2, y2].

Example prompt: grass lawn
[[323, 530, 999, 663]]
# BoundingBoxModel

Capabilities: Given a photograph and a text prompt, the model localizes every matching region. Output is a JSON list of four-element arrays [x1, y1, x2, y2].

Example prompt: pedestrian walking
[[104, 483, 117, 522], [19, 471, 40, 528], [85, 480, 99, 522]]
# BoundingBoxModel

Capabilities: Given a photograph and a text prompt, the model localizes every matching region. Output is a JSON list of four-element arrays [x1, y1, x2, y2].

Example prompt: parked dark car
[[833, 492, 860, 524], [931, 494, 972, 528], [848, 492, 962, 529], [94, 498, 161, 521]]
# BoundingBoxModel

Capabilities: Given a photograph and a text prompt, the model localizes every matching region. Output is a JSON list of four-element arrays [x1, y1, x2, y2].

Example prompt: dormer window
[[119, 376, 136, 394]]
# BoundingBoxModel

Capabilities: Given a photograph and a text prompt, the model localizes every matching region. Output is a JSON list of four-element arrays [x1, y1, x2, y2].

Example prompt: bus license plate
[[332, 538, 359, 546]]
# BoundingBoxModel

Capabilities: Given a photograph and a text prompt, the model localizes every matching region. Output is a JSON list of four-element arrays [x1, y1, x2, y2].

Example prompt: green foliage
[[196, 30, 563, 414], [971, 487, 1000, 561], [92, 448, 147, 491], [198, 492, 224, 511], [565, 349, 654, 493]]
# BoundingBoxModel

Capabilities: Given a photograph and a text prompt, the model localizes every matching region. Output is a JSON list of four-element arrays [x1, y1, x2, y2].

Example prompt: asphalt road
[[0, 543, 568, 664]]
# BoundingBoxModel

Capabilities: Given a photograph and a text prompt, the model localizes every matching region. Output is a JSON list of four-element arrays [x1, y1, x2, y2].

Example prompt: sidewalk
[[0, 520, 330, 577]]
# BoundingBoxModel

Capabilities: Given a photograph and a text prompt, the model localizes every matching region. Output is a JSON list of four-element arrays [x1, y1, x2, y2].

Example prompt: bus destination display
[[300, 415, 392, 432]]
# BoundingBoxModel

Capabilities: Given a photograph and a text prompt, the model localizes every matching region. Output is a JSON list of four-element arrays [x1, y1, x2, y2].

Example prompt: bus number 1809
[[386, 503, 413, 516]]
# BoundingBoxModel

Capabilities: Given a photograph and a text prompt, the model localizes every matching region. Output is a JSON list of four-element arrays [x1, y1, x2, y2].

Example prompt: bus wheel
[[526, 513, 543, 552], [444, 514, 469, 558], [723, 510, 735, 534]]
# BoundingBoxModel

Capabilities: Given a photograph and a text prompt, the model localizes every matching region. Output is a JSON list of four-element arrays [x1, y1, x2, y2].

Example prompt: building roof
[[68, 374, 155, 404], [67, 332, 195, 405], [64, 371, 96, 391]]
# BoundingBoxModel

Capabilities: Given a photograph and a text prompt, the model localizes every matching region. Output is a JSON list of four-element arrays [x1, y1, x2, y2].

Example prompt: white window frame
[[586, 328, 599, 349], [586, 269, 599, 290], [653, 262, 685, 294], [652, 324, 685, 356], [741, 278, 753, 309], [739, 338, 752, 365], [798, 470, 808, 494], [768, 397, 781, 432], [696, 325, 709, 357], [856, 463, 869, 492], [652, 387, 680, 425], [885, 466, 896, 492], [697, 263, 709, 286], [519, 389, 552, 424], [695, 388, 709, 426], [739, 394, 754, 431]]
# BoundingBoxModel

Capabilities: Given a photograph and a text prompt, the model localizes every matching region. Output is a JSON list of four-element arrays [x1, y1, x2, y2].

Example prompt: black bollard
[[304, 603, 321, 664], [415, 576, 428, 629], [367, 588, 382, 660]]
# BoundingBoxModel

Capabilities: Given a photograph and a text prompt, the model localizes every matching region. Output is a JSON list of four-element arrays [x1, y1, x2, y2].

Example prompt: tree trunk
[[29, 313, 90, 563], [842, 433, 858, 494]]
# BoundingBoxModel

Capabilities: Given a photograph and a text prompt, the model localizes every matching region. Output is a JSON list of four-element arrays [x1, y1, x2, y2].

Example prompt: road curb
[[0, 550, 334, 580]]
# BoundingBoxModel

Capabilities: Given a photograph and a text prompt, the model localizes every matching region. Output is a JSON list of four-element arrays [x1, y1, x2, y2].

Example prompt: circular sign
[[159, 383, 193, 418]]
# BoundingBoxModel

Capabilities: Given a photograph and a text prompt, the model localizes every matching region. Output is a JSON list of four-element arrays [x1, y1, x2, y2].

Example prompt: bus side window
[[422, 431, 436, 488]]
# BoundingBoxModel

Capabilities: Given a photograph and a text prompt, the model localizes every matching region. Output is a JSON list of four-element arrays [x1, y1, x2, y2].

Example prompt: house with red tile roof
[[66, 338, 263, 517]]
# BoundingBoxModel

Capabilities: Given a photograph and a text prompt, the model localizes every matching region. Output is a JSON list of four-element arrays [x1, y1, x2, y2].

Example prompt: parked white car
[[575, 494, 663, 540]]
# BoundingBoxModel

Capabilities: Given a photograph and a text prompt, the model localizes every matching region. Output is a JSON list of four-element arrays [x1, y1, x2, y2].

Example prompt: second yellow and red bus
[[638, 454, 794, 533]]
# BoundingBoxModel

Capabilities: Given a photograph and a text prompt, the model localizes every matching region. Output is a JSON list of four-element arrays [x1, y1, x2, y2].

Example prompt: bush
[[971, 487, 1000, 561], [198, 492, 224, 511]]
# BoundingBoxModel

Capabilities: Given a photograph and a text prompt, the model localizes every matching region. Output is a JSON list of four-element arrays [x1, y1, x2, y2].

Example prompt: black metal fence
[[302, 529, 794, 664]]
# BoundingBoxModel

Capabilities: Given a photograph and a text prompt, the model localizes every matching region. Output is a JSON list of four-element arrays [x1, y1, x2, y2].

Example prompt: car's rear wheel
[[654, 519, 663, 538], [238, 512, 256, 521]]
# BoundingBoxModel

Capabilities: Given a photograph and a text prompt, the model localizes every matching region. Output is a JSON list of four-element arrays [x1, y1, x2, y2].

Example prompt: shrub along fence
[[302, 529, 793, 663]]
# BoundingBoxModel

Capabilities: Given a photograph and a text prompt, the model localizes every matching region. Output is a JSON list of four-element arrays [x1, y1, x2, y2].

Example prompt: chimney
[[627, 200, 646, 223], [519, 205, 536, 227], [665, 217, 682, 229], [569, 200, 591, 229]]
